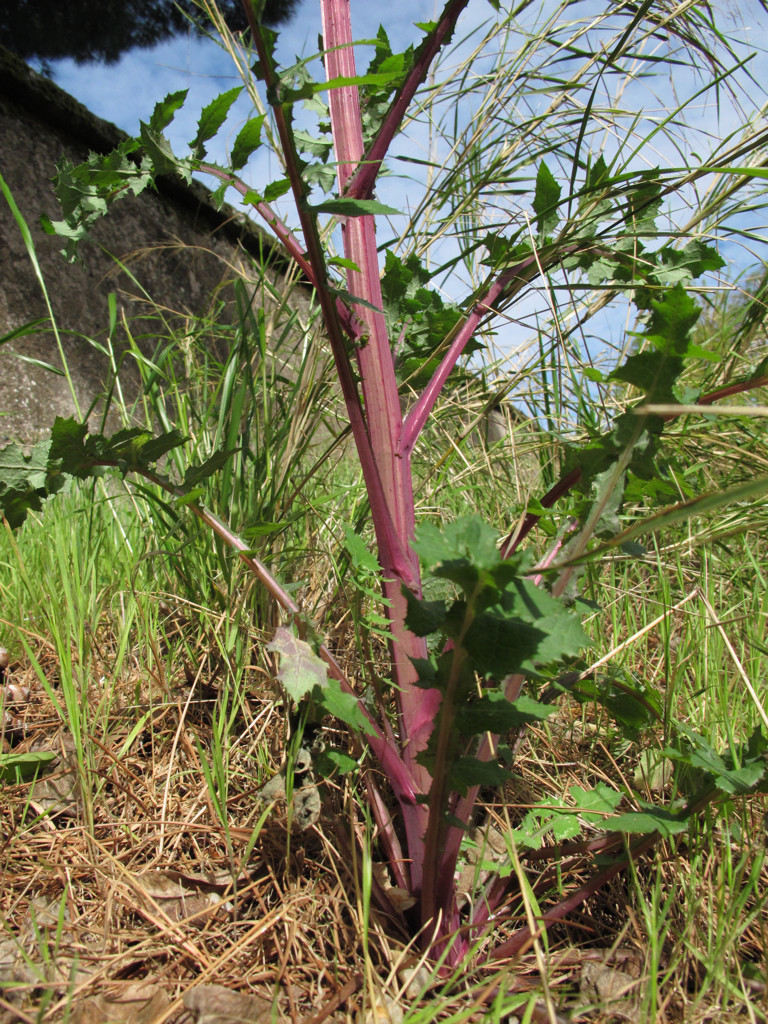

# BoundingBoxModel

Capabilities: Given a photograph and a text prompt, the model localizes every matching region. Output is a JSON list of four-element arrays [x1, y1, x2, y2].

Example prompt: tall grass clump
[[2, 0, 768, 1010]]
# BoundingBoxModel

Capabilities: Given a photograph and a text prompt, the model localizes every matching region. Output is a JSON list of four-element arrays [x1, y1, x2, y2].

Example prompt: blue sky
[[47, 2, 446, 138], [38, 1, 768, 377]]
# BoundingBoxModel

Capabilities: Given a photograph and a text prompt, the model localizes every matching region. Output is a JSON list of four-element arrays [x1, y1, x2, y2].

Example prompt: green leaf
[[610, 350, 683, 403], [570, 783, 623, 821], [312, 198, 401, 217], [646, 283, 701, 356], [664, 728, 768, 795], [231, 116, 266, 171], [464, 613, 546, 677], [316, 677, 374, 735], [294, 129, 333, 161], [456, 692, 556, 736], [573, 671, 661, 739], [512, 783, 624, 849], [653, 240, 725, 286], [328, 256, 361, 272], [586, 473, 768, 556], [0, 440, 49, 493], [533, 161, 561, 237], [413, 516, 502, 575], [612, 803, 690, 837], [182, 450, 234, 489], [314, 749, 359, 777], [342, 524, 380, 573], [447, 756, 509, 796], [149, 89, 189, 132], [267, 626, 327, 704], [0, 750, 57, 783], [139, 122, 190, 181], [263, 177, 292, 202], [497, 579, 591, 666], [403, 588, 447, 637], [380, 250, 469, 385], [189, 87, 242, 159]]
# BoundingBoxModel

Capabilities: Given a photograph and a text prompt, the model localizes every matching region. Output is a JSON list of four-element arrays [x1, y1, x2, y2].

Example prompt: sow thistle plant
[[3, 0, 768, 969]]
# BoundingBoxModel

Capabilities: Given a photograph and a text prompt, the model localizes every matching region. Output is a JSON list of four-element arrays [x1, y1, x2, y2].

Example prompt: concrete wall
[[0, 46, 284, 441]]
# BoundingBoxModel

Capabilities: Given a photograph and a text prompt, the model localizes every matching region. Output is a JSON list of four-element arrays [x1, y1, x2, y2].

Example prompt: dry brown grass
[[1, 600, 767, 1024]]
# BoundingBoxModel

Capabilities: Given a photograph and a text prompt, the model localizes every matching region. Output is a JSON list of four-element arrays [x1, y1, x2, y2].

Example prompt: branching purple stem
[[343, 0, 472, 201], [402, 257, 542, 455]]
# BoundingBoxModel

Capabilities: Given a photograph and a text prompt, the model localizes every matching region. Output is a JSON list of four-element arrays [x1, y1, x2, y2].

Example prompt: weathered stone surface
[[0, 46, 284, 442]]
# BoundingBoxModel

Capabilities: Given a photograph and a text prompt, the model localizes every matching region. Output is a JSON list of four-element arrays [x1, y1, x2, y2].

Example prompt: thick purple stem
[[343, 0, 472, 201], [321, 0, 439, 874], [243, 2, 414, 587]]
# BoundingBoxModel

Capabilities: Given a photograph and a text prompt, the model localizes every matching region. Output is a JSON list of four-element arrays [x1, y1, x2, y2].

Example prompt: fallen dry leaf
[[70, 981, 170, 1024], [183, 982, 273, 1023], [133, 869, 232, 924]]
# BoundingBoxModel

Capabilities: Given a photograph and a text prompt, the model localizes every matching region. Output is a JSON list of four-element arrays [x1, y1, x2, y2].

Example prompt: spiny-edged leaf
[[324, 71, 409, 91], [182, 450, 235, 489], [148, 89, 188, 133], [0, 441, 50, 492], [45, 143, 152, 258], [329, 255, 361, 273], [625, 172, 663, 233], [585, 473, 768, 557], [312, 198, 401, 218], [583, 154, 610, 193], [413, 516, 502, 575], [316, 676, 374, 736], [513, 805, 582, 848], [482, 234, 531, 270], [447, 756, 509, 797], [303, 161, 338, 193], [267, 626, 327, 704], [314, 749, 358, 778], [410, 656, 438, 690], [573, 670, 661, 739], [664, 727, 768, 796], [189, 86, 242, 159], [326, 285, 384, 316], [464, 613, 546, 678], [500, 578, 590, 650], [47, 418, 186, 480], [136, 430, 188, 464], [0, 435, 55, 527], [533, 161, 561, 237], [513, 783, 623, 849], [250, 24, 278, 78], [610, 350, 683, 403], [231, 116, 266, 171], [342, 524, 380, 573], [456, 691, 557, 736], [380, 251, 468, 385], [48, 417, 89, 475], [402, 587, 448, 637], [359, 25, 413, 146], [294, 128, 334, 161], [139, 122, 191, 181], [611, 802, 690, 837], [570, 783, 623, 820], [646, 283, 701, 356], [263, 177, 292, 202], [653, 240, 725, 286]]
